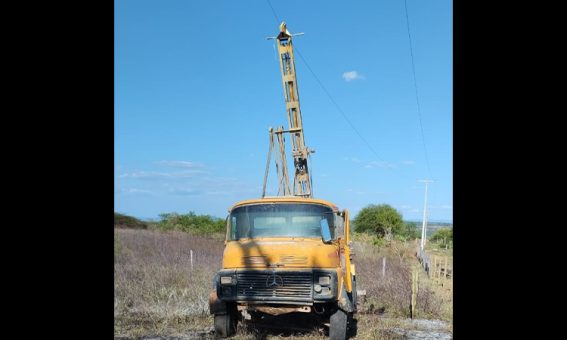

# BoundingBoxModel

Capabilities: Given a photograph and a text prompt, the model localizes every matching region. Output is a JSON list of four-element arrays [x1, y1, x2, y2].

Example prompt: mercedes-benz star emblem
[[266, 274, 284, 287]]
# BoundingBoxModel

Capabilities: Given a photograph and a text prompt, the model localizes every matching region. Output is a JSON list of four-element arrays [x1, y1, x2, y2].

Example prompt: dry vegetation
[[115, 229, 452, 339], [352, 237, 448, 320], [115, 229, 224, 337], [420, 242, 453, 320]]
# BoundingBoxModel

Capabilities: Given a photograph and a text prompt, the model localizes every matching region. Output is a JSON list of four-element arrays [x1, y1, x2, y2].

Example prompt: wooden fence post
[[190, 249, 194, 271], [382, 257, 386, 277], [411, 267, 417, 319], [443, 256, 448, 285], [436, 256, 441, 284], [433, 255, 437, 282]]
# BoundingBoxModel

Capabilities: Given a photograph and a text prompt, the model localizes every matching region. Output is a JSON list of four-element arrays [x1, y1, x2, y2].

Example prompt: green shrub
[[372, 236, 387, 248], [155, 212, 226, 235], [430, 228, 452, 247], [394, 222, 421, 241]]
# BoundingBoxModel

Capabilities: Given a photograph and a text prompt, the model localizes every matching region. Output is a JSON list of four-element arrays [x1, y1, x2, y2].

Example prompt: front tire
[[329, 308, 348, 340], [214, 311, 237, 338]]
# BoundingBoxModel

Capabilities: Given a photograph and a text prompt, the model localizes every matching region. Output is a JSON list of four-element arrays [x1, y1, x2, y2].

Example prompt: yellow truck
[[209, 197, 357, 339], [209, 22, 357, 339]]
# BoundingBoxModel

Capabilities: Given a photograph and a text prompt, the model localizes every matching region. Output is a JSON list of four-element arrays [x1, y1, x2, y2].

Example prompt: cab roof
[[228, 196, 340, 212]]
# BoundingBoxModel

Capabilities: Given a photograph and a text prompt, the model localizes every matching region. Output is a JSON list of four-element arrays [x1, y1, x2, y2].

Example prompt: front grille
[[236, 271, 313, 300]]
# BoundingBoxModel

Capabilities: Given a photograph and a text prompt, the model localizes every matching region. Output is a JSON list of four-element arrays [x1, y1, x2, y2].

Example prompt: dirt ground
[[114, 314, 452, 339]]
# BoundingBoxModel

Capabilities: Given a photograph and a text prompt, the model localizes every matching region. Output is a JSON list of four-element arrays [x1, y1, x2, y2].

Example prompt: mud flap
[[337, 283, 355, 313], [336, 281, 358, 338]]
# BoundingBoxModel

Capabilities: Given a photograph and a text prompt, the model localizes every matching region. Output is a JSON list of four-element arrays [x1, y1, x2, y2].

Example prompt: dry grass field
[[114, 229, 452, 339]]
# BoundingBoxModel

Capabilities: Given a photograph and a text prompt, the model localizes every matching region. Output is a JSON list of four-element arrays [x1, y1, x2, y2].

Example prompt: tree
[[430, 228, 452, 247], [400, 222, 420, 240], [353, 204, 404, 238]]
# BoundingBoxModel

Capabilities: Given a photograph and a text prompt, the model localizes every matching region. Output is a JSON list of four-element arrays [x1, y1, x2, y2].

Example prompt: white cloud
[[346, 158, 414, 169], [363, 160, 417, 169], [364, 161, 397, 169], [120, 170, 205, 180], [117, 161, 259, 198], [122, 171, 172, 179], [168, 188, 201, 196], [157, 160, 204, 169], [342, 71, 365, 82], [119, 188, 153, 195]]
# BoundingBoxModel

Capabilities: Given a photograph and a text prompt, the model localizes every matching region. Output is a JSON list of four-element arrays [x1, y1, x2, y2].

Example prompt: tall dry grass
[[353, 239, 446, 319], [114, 229, 224, 337], [115, 229, 450, 338]]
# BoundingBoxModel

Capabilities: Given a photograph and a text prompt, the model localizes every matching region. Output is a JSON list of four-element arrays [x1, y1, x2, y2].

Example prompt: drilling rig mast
[[263, 22, 314, 198]]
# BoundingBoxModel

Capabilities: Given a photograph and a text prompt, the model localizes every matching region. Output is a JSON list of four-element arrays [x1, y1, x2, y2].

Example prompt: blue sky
[[115, 0, 452, 222]]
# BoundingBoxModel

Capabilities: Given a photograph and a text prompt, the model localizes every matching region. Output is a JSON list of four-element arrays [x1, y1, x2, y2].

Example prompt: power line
[[266, 0, 280, 23], [264, 0, 410, 181], [404, 0, 432, 179], [294, 47, 410, 180]]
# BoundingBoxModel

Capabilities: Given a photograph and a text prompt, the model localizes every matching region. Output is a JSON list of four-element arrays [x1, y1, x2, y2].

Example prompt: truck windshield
[[228, 203, 335, 240]]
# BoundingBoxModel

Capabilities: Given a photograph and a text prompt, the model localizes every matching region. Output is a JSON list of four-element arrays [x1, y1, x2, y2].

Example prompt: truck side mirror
[[321, 219, 332, 244]]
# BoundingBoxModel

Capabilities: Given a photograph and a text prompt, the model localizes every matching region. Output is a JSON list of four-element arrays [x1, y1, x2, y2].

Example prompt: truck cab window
[[228, 203, 335, 240]]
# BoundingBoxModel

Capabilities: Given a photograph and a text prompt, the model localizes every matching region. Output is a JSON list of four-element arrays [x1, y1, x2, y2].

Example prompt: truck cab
[[210, 197, 357, 339]]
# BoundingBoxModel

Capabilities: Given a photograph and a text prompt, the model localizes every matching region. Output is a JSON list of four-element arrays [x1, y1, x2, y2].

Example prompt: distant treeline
[[155, 212, 225, 234], [115, 210, 451, 240], [114, 213, 148, 229], [114, 212, 225, 234], [405, 221, 453, 228]]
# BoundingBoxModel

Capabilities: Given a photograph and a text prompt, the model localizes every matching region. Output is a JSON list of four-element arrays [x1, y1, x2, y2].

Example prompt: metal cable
[[265, 0, 411, 182], [404, 0, 432, 179]]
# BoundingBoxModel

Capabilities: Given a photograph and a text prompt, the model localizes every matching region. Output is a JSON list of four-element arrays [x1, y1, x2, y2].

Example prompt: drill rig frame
[[263, 22, 314, 198]]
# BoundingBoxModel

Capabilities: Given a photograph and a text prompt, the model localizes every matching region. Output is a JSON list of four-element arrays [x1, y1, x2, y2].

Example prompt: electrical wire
[[404, 0, 432, 179], [265, 0, 411, 182], [266, 0, 280, 23]]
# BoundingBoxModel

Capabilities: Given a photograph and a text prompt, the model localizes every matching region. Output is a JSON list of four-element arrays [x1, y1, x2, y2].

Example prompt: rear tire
[[329, 308, 348, 340]]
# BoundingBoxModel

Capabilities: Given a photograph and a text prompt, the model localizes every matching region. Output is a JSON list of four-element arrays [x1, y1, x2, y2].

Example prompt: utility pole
[[418, 180, 433, 251]]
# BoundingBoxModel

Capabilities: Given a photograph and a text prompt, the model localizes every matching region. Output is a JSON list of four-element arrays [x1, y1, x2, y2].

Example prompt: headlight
[[318, 276, 331, 285], [220, 276, 234, 285], [314, 284, 322, 293]]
